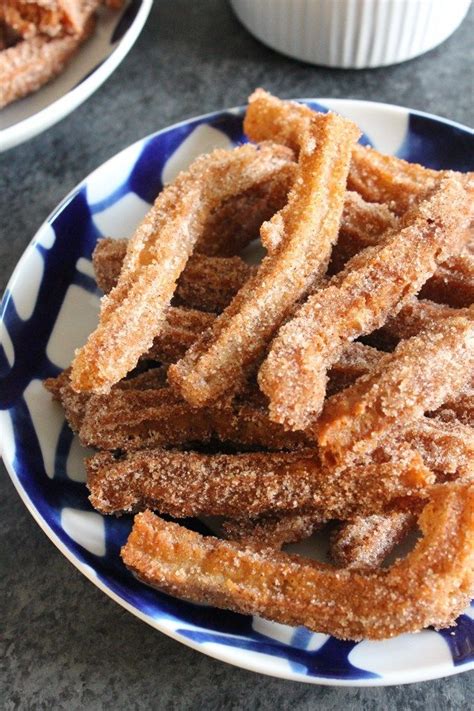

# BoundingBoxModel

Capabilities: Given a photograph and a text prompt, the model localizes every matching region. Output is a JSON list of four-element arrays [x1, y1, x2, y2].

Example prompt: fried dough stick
[[196, 170, 295, 256], [378, 298, 471, 344], [318, 315, 474, 465], [47, 363, 473, 473], [244, 89, 474, 216], [145, 307, 215, 363], [93, 240, 255, 313], [329, 513, 418, 569], [78, 386, 311, 451], [419, 253, 474, 308], [169, 113, 361, 406], [223, 512, 324, 549], [87, 447, 432, 519], [121, 483, 474, 640], [70, 142, 294, 393], [259, 180, 471, 430], [44, 366, 168, 432], [1, 0, 94, 39], [0, 18, 94, 108]]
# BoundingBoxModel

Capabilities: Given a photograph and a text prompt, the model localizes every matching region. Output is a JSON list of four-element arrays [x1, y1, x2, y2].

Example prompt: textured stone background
[[1, 1, 473, 708]]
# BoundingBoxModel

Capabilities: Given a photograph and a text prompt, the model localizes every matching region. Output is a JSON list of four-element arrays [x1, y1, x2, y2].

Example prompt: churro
[[169, 112, 360, 406], [419, 253, 474, 308], [379, 298, 471, 344], [71, 142, 293, 393], [329, 513, 417, 570], [0, 16, 93, 108], [93, 239, 254, 313], [1, 0, 89, 39], [144, 307, 214, 364], [195, 168, 295, 256], [223, 512, 323, 549], [318, 315, 474, 465], [244, 89, 474, 215], [87, 446, 432, 519], [121, 483, 474, 640], [259, 180, 471, 430], [78, 385, 310, 452]]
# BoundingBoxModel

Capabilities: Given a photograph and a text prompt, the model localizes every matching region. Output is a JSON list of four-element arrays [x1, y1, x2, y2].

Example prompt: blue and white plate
[[1, 100, 473, 686], [0, 0, 153, 152]]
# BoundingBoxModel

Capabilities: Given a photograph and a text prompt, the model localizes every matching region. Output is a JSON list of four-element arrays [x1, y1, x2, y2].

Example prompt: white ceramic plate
[[0, 99, 473, 685], [0, 0, 153, 152]]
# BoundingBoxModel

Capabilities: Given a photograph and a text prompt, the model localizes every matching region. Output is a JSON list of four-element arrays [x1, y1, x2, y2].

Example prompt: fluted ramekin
[[230, 0, 472, 69]]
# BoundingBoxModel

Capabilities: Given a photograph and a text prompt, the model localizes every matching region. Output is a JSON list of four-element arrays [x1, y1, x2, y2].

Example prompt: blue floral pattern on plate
[[1, 100, 473, 686]]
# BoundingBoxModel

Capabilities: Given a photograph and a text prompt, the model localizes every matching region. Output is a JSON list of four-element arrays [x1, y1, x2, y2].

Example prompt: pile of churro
[[0, 0, 122, 109], [45, 90, 474, 641]]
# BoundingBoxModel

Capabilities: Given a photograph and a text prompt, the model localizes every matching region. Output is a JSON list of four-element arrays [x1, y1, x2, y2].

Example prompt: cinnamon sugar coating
[[244, 89, 474, 215], [0, 15, 94, 108], [93, 239, 254, 313]]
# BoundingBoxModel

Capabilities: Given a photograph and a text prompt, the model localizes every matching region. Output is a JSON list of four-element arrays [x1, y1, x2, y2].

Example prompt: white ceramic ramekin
[[230, 0, 472, 69]]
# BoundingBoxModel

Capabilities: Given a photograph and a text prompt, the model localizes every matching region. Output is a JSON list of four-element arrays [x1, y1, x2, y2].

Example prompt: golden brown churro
[[318, 315, 474, 465], [195, 168, 296, 256], [121, 483, 474, 640], [244, 89, 474, 215], [396, 417, 474, 477], [93, 239, 254, 313], [0, 16, 93, 108], [223, 512, 323, 549], [259, 180, 471, 430], [1, 0, 88, 39], [169, 112, 360, 406], [71, 142, 293, 393], [144, 307, 214, 364], [329, 513, 417, 570], [419, 253, 474, 308], [78, 385, 310, 452], [379, 299, 471, 343], [87, 447, 432, 519]]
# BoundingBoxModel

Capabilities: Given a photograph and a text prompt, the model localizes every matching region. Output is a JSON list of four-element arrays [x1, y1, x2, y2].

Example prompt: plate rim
[[0, 0, 153, 152], [1, 98, 473, 686]]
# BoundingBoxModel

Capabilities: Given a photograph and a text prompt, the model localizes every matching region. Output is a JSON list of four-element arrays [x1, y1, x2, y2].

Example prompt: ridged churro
[[78, 385, 310, 452], [0, 15, 93, 108], [121, 483, 474, 640], [244, 89, 474, 215], [70, 142, 294, 393], [87, 446, 433, 519], [419, 253, 474, 308], [169, 112, 360, 406], [318, 315, 474, 465], [223, 512, 323, 549], [329, 513, 417, 569], [93, 239, 254, 313], [195, 168, 295, 256], [259, 180, 471, 430]]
